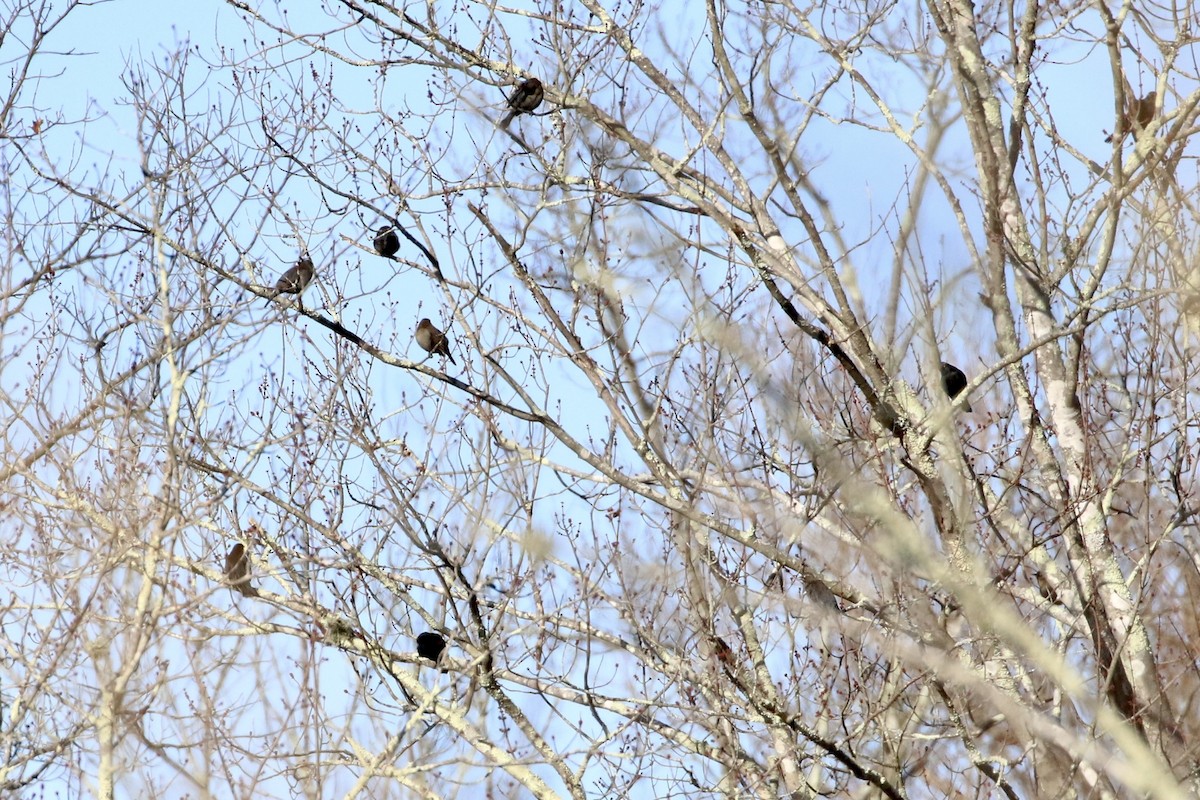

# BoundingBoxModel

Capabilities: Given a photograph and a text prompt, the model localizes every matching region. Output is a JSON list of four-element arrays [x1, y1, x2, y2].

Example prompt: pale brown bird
[[373, 226, 400, 259], [499, 77, 544, 129], [415, 318, 456, 364], [223, 542, 257, 598], [416, 632, 447, 671], [1134, 91, 1157, 129], [1105, 90, 1156, 143], [940, 361, 972, 412], [274, 254, 315, 298]]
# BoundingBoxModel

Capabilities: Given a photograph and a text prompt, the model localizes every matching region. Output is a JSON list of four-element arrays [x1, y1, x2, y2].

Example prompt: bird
[[273, 254, 315, 299], [499, 77, 544, 129], [416, 632, 447, 668], [712, 636, 735, 667], [1105, 90, 1156, 143], [373, 226, 400, 259], [415, 318, 456, 364], [940, 361, 972, 412], [223, 542, 257, 598], [1133, 91, 1157, 130]]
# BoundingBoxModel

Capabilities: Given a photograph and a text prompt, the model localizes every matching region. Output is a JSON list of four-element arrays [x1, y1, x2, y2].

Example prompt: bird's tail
[[498, 109, 517, 130]]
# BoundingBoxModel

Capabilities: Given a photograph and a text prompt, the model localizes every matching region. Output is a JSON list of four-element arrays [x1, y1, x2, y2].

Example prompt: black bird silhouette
[[416, 632, 447, 669], [415, 318, 456, 364], [940, 361, 972, 412], [224, 542, 258, 598], [373, 226, 400, 259], [499, 77, 544, 129], [273, 254, 315, 300]]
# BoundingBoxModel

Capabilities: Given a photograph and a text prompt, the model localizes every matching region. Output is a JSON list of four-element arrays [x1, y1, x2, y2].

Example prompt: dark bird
[[712, 636, 735, 667], [415, 318, 456, 364], [416, 632, 447, 666], [940, 361, 972, 412], [373, 226, 400, 259], [223, 542, 257, 598], [1035, 570, 1061, 605], [274, 254, 315, 298], [499, 77, 544, 129], [1105, 90, 1156, 143]]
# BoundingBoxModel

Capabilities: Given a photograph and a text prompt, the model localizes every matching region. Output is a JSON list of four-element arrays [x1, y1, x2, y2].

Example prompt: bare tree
[[1, 0, 1199, 796]]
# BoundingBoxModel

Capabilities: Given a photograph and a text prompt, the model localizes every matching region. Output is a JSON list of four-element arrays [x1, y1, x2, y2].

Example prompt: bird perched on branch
[[712, 636, 735, 667], [223, 542, 258, 598], [1105, 90, 1156, 143], [273, 254, 315, 300], [416, 632, 447, 671], [415, 318, 456, 364], [940, 361, 972, 412], [499, 77, 544, 129], [373, 226, 400, 259]]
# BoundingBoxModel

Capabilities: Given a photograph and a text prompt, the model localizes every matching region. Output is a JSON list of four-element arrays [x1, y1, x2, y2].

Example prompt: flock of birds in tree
[[267, 76, 546, 361], [221, 77, 547, 668], [233, 72, 985, 667], [217, 68, 1063, 671]]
